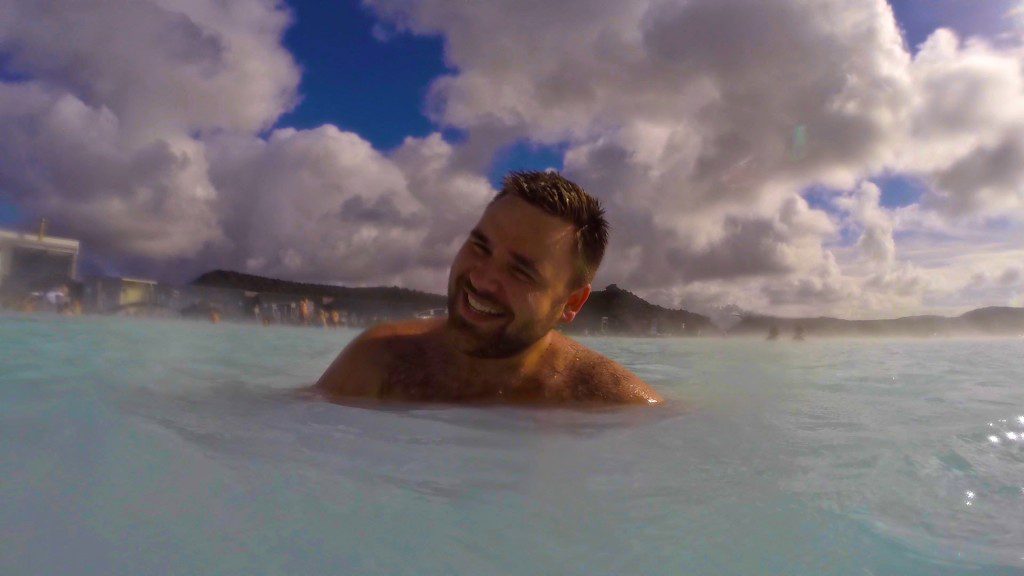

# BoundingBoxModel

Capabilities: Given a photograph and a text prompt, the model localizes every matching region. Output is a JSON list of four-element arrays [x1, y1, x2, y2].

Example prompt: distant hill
[[192, 269, 445, 319], [730, 306, 1024, 338], [192, 270, 1024, 337], [570, 284, 714, 336], [958, 306, 1024, 334], [192, 270, 713, 335]]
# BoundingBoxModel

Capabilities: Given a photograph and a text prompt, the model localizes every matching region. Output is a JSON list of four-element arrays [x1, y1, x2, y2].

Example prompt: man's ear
[[560, 283, 592, 323]]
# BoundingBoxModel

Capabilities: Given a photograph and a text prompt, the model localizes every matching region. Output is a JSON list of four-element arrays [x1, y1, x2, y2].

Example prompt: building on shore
[[0, 223, 79, 304], [81, 277, 159, 314], [77, 277, 354, 326], [0, 227, 393, 327]]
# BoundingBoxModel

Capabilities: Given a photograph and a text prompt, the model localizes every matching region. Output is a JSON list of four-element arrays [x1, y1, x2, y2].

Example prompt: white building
[[0, 225, 80, 295]]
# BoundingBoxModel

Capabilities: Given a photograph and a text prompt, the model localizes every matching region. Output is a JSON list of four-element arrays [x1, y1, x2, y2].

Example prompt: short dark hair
[[494, 170, 609, 286]]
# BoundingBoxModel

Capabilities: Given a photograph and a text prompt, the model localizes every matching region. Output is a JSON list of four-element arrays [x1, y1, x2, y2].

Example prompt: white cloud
[[206, 126, 421, 280], [901, 30, 1024, 218], [0, 0, 499, 290], [365, 0, 1024, 315], [0, 0, 299, 264], [834, 182, 896, 267], [2, 0, 1024, 317], [204, 128, 494, 287], [0, 0, 298, 141], [0, 83, 223, 258]]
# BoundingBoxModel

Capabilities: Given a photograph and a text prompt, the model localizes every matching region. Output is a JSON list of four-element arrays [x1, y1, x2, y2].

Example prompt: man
[[315, 171, 662, 405]]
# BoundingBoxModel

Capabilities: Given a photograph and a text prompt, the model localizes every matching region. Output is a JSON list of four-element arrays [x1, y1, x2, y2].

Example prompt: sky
[[2, 0, 1024, 318]]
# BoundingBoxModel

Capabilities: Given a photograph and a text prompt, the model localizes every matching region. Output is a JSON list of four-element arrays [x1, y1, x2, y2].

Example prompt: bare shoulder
[[361, 318, 443, 338], [556, 334, 664, 404], [314, 319, 442, 398]]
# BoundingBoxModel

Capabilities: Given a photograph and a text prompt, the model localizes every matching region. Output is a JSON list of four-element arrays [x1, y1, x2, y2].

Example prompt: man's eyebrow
[[469, 229, 489, 245]]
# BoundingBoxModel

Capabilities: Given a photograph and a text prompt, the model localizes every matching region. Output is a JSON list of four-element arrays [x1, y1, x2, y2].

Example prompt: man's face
[[446, 195, 585, 358]]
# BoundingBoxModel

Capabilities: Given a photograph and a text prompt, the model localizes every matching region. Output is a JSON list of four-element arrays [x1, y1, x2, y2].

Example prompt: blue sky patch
[[0, 199, 22, 227], [277, 0, 449, 150], [488, 141, 568, 188], [800, 184, 838, 213], [0, 52, 31, 83], [890, 0, 1020, 52], [872, 173, 929, 208]]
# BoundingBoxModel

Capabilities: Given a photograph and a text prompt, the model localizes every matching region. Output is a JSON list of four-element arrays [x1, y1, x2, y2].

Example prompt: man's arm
[[314, 325, 394, 398]]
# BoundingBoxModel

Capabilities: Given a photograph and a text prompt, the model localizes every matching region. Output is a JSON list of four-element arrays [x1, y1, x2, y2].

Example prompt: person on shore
[[45, 284, 69, 313], [299, 299, 313, 325], [315, 171, 661, 405]]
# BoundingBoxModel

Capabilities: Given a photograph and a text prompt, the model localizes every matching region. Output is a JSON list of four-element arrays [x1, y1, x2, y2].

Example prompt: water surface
[[2, 315, 1023, 575]]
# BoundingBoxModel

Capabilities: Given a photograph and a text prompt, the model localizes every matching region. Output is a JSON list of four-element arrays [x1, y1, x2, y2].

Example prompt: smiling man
[[315, 171, 662, 404]]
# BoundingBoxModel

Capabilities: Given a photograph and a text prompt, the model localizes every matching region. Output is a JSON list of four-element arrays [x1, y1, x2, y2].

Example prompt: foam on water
[[2, 315, 1024, 575]]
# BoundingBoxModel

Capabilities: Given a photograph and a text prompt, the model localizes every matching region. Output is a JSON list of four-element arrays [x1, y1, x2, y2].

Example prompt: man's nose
[[468, 261, 502, 295]]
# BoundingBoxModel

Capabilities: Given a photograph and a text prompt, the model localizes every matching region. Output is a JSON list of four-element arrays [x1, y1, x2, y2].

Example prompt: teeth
[[466, 292, 504, 315]]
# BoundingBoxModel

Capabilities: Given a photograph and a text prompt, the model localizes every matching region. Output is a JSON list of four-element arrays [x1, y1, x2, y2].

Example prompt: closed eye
[[511, 266, 535, 283], [470, 239, 490, 255], [510, 253, 542, 285], [469, 230, 491, 255]]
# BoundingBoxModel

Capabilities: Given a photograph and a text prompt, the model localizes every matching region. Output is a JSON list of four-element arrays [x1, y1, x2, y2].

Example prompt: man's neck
[[446, 330, 556, 391]]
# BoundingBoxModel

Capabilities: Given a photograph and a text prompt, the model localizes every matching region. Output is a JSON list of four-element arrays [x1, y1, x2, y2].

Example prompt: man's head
[[446, 171, 609, 358], [494, 171, 609, 287]]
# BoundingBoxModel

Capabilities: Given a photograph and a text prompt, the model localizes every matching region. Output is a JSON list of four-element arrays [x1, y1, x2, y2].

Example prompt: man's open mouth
[[463, 289, 507, 318]]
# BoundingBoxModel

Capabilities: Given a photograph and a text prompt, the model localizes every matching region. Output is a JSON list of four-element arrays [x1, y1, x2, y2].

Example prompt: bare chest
[[379, 346, 585, 403]]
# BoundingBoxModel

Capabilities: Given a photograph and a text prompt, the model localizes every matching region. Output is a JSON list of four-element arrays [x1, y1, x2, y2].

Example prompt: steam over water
[[3, 314, 1024, 575]]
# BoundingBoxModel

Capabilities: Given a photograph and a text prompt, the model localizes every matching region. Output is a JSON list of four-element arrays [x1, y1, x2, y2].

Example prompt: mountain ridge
[[730, 306, 1024, 337], [191, 270, 715, 335]]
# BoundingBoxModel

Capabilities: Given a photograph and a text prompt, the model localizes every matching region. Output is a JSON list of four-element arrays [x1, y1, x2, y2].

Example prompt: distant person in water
[[315, 171, 662, 405]]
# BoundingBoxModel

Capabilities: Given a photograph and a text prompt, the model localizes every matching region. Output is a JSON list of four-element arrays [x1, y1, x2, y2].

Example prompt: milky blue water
[[2, 314, 1024, 575]]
